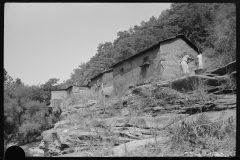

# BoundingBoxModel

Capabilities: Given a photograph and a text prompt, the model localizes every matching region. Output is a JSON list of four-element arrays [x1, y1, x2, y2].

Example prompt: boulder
[[96, 114, 187, 130], [112, 136, 169, 156], [41, 129, 71, 156], [55, 151, 91, 157], [54, 120, 70, 129], [213, 152, 227, 157], [28, 147, 44, 156], [131, 84, 154, 96], [121, 109, 129, 116], [153, 106, 165, 111], [173, 109, 236, 128], [208, 61, 236, 76], [157, 75, 230, 92]]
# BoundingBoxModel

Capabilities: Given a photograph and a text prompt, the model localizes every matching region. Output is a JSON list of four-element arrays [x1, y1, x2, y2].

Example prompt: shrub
[[167, 113, 236, 155], [18, 121, 41, 145], [25, 100, 46, 117], [17, 104, 55, 145], [4, 114, 18, 135], [153, 87, 183, 106], [47, 113, 60, 127]]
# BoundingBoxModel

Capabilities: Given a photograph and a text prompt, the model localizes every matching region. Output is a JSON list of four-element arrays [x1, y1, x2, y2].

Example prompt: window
[[143, 56, 149, 63], [120, 68, 124, 75], [140, 56, 150, 71]]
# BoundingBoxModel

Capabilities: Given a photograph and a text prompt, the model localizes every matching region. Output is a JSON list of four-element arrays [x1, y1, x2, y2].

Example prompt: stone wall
[[112, 37, 199, 95], [50, 90, 68, 108], [102, 71, 113, 87], [113, 45, 160, 94], [51, 90, 68, 100], [160, 38, 199, 80], [90, 71, 113, 91], [131, 46, 160, 85]]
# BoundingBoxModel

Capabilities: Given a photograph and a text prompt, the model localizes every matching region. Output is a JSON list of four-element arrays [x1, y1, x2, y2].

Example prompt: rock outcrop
[[31, 65, 236, 157]]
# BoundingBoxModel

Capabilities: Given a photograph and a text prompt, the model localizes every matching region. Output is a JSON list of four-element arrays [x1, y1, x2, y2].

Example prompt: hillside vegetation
[[63, 3, 235, 87], [33, 71, 236, 157], [4, 3, 236, 158]]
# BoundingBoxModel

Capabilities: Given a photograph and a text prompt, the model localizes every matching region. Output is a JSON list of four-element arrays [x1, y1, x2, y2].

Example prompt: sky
[[4, 3, 171, 86]]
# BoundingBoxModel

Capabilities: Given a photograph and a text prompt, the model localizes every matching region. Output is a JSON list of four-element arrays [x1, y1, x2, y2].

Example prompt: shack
[[50, 85, 90, 109], [89, 68, 113, 91], [65, 85, 90, 95], [110, 34, 200, 94]]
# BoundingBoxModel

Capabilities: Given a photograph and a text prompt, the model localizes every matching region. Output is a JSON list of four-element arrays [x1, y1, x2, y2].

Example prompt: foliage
[[3, 3, 236, 149], [4, 69, 61, 145], [18, 121, 41, 144], [63, 3, 235, 87], [167, 113, 235, 155], [153, 87, 183, 106], [41, 78, 61, 105], [207, 3, 236, 65]]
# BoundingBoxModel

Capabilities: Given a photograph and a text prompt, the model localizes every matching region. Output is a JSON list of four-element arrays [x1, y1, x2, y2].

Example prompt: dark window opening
[[120, 68, 124, 75], [143, 56, 149, 63]]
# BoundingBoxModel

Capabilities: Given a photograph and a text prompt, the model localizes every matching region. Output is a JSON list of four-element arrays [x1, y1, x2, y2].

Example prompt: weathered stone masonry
[[110, 35, 200, 94]]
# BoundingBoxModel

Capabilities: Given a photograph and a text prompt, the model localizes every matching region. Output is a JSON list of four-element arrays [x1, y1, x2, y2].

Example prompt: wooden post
[[102, 83, 106, 114]]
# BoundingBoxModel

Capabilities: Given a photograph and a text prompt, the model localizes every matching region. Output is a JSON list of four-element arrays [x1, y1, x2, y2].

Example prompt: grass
[[123, 112, 235, 157], [44, 73, 236, 157], [62, 90, 100, 108], [163, 112, 236, 156]]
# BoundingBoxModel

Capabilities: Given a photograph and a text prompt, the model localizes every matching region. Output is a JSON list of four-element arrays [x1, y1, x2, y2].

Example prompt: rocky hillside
[[26, 62, 236, 157]]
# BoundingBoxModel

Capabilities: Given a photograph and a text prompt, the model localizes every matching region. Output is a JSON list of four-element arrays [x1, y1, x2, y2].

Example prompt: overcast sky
[[4, 3, 171, 86]]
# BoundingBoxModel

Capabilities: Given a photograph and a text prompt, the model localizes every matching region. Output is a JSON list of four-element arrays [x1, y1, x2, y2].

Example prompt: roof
[[51, 85, 89, 91], [90, 68, 113, 81], [110, 34, 200, 68], [51, 89, 68, 92], [65, 85, 90, 90]]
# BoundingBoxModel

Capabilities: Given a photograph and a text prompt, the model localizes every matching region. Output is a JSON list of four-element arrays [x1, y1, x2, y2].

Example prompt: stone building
[[110, 34, 200, 94], [50, 85, 90, 109], [89, 68, 113, 91]]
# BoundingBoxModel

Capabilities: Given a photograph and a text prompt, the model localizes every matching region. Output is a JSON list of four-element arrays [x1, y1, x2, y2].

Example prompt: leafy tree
[[4, 70, 61, 145], [4, 68, 14, 87], [41, 78, 60, 91], [64, 3, 236, 93], [15, 78, 23, 86], [207, 3, 236, 64]]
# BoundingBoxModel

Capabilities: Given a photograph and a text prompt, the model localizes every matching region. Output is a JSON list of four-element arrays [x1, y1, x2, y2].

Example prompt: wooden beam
[[149, 59, 165, 61]]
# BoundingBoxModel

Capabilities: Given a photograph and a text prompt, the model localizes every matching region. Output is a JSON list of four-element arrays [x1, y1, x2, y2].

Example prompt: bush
[[47, 114, 60, 127], [167, 113, 236, 155], [153, 87, 183, 106], [18, 121, 41, 145], [17, 102, 56, 145], [17, 111, 56, 145], [4, 114, 18, 135], [25, 100, 46, 117]]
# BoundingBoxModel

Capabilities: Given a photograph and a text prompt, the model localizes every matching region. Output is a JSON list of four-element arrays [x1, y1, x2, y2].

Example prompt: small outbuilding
[[50, 85, 90, 109]]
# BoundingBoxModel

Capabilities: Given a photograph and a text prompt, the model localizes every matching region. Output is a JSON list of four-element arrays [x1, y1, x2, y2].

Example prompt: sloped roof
[[90, 68, 113, 81], [110, 34, 200, 68], [65, 85, 89, 90], [51, 85, 89, 91]]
